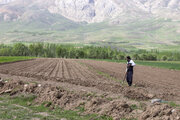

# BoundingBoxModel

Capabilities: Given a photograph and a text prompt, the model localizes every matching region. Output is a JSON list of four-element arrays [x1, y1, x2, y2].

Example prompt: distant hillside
[[0, 18, 179, 51]]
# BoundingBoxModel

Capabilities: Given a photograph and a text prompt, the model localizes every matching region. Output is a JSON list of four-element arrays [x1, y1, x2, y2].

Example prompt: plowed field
[[0, 58, 179, 100], [0, 58, 179, 119], [79, 59, 180, 101]]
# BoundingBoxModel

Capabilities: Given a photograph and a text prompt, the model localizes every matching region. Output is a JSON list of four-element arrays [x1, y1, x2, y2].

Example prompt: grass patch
[[75, 106, 85, 112], [84, 92, 96, 97], [121, 118, 137, 120], [106, 97, 113, 101], [130, 104, 138, 110], [135, 61, 180, 70], [168, 102, 180, 109], [0, 95, 113, 120], [0, 56, 35, 63], [89, 59, 180, 70]]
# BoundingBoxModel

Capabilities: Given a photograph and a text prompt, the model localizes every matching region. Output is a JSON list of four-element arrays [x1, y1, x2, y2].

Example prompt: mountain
[[0, 0, 180, 51], [0, 0, 180, 23], [0, 0, 15, 4], [51, 0, 180, 23]]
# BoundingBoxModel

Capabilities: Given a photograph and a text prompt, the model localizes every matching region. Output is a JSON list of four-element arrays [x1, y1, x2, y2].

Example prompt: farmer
[[126, 56, 136, 86]]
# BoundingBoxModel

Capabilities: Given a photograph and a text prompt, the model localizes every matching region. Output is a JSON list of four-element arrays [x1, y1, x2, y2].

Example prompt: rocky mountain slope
[[0, 0, 180, 23]]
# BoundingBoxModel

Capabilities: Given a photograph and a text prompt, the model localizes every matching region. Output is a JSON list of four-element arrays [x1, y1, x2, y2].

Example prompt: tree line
[[0, 43, 179, 61], [0, 43, 125, 60], [132, 49, 180, 61]]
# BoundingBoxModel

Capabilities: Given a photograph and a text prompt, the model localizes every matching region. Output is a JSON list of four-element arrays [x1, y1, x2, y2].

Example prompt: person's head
[[126, 56, 131, 62]]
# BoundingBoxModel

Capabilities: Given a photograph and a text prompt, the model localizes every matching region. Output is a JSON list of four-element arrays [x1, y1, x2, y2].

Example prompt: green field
[[134, 61, 180, 70], [92, 59, 180, 70], [0, 95, 112, 120], [0, 56, 35, 63]]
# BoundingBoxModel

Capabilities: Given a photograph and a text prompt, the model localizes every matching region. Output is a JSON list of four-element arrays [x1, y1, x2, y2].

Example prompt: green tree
[[133, 54, 140, 60], [0, 47, 12, 56], [29, 43, 44, 57], [13, 43, 29, 56], [161, 55, 168, 61], [56, 46, 68, 58]]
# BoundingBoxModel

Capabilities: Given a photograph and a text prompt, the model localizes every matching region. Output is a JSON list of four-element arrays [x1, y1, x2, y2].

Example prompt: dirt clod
[[0, 80, 4, 87], [140, 103, 180, 120]]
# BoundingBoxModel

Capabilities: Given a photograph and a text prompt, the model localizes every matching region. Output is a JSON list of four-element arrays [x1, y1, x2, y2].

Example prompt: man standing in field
[[125, 56, 136, 86]]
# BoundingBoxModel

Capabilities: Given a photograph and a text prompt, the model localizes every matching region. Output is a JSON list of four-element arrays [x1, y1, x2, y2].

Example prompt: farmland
[[0, 58, 179, 119], [90, 59, 180, 70], [0, 56, 35, 63]]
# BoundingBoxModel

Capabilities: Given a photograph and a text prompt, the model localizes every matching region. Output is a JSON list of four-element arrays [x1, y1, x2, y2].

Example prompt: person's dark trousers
[[126, 71, 133, 86]]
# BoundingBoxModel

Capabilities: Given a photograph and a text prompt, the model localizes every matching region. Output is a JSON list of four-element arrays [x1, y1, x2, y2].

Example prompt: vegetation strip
[[0, 43, 180, 61], [0, 56, 35, 64], [88, 59, 180, 70], [0, 95, 113, 120]]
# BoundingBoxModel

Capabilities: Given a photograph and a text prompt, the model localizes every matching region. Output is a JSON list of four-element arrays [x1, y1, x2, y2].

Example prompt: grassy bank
[[89, 59, 180, 70], [134, 61, 180, 70], [0, 95, 112, 120], [0, 56, 35, 63]]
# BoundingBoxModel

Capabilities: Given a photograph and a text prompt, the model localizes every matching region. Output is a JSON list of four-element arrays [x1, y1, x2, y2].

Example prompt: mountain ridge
[[0, 0, 180, 23]]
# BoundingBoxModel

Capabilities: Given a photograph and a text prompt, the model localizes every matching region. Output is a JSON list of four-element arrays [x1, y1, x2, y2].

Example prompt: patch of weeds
[[76, 106, 85, 112], [30, 81, 38, 84], [0, 94, 113, 120], [169, 102, 180, 108], [100, 94, 105, 98], [11, 94, 36, 106], [130, 104, 138, 110], [107, 97, 113, 101], [76, 102, 85, 112], [87, 114, 113, 120], [97, 115, 113, 120], [2, 78, 11, 82], [30, 104, 50, 113], [0, 95, 46, 120], [42, 101, 52, 107], [139, 102, 146, 110], [84, 92, 96, 97], [121, 118, 137, 120], [52, 107, 110, 120]]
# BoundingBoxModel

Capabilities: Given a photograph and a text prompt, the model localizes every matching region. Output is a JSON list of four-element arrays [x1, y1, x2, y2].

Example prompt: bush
[[161, 56, 168, 61]]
